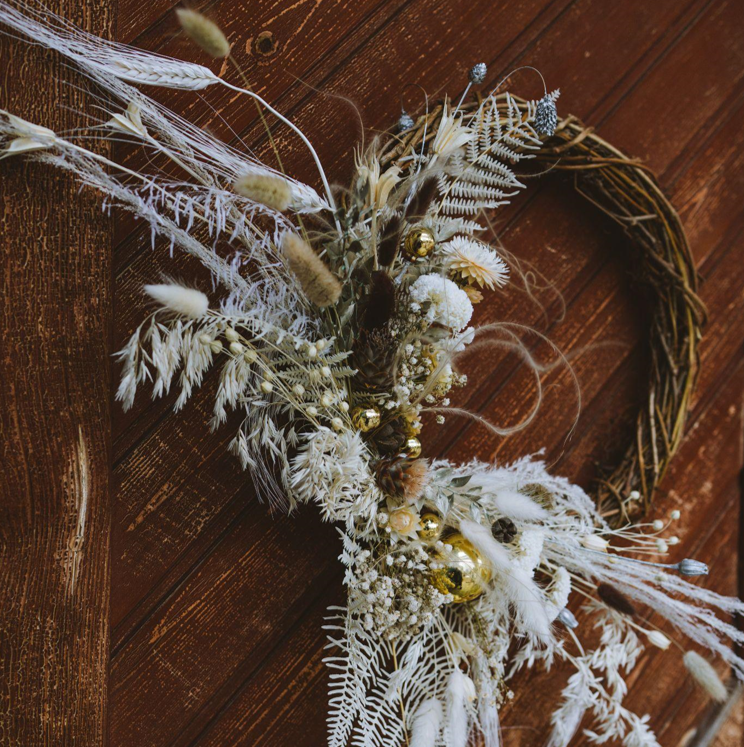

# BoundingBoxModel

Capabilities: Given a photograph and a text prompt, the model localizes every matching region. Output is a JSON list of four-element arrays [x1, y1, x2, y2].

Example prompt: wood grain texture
[[105, 0, 744, 745], [3, 0, 742, 745], [0, 1, 113, 744]]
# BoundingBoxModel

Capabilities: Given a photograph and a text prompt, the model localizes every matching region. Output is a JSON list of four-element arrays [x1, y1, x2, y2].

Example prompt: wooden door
[[2, 1, 743, 745]]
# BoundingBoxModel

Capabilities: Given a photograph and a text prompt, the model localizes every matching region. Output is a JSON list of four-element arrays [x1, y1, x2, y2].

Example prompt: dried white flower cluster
[[2, 6, 742, 747], [410, 274, 474, 331], [349, 544, 452, 642]]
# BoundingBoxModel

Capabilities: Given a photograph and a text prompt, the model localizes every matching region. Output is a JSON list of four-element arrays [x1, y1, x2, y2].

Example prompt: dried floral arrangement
[[0, 3, 739, 746]]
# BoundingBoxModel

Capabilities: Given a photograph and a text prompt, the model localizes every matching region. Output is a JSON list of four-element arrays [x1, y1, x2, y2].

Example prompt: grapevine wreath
[[1, 3, 739, 746]]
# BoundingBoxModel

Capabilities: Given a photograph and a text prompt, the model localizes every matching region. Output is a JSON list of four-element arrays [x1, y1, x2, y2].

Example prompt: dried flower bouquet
[[0, 3, 741, 746]]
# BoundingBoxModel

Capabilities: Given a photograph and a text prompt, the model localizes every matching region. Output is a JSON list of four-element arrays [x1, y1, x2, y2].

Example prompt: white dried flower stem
[[220, 80, 339, 225]]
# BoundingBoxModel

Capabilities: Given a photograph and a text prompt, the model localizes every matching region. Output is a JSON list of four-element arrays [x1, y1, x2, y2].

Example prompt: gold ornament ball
[[403, 227, 436, 260], [418, 511, 443, 542], [351, 406, 381, 432], [430, 533, 491, 603], [404, 436, 422, 458]]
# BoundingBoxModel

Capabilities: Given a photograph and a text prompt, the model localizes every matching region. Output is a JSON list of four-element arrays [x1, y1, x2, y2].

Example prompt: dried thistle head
[[403, 458, 429, 503], [281, 232, 342, 308], [176, 9, 230, 58], [233, 172, 292, 212]]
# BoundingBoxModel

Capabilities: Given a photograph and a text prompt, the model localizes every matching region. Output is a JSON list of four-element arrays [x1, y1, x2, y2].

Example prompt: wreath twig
[[381, 95, 707, 522]]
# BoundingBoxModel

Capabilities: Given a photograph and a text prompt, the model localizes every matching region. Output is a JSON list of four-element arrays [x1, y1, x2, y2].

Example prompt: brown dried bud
[[597, 583, 636, 617]]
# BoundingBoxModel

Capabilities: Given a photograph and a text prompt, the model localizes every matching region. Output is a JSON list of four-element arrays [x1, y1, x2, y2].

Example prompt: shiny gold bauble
[[404, 436, 422, 458], [430, 533, 491, 603], [418, 511, 443, 542], [403, 227, 436, 260], [351, 405, 381, 432]]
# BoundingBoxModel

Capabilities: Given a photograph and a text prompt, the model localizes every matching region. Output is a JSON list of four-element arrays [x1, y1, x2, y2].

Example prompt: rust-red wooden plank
[[0, 1, 113, 744]]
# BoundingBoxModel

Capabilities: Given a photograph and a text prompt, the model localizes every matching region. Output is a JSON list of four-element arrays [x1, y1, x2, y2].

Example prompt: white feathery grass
[[409, 697, 443, 747], [492, 488, 548, 521], [442, 670, 475, 747], [460, 518, 552, 642], [144, 283, 209, 318], [683, 651, 728, 702], [176, 8, 230, 58]]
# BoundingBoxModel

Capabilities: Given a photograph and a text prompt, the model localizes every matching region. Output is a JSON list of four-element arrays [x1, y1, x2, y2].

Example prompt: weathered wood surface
[[0, 1, 113, 744], [4, 0, 743, 745], [108, 0, 744, 745]]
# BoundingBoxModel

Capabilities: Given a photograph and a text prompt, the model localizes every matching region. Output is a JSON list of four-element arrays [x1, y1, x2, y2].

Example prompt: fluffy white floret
[[409, 274, 473, 331], [409, 697, 443, 747]]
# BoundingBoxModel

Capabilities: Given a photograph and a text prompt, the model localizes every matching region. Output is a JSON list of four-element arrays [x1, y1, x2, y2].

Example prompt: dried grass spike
[[144, 283, 209, 318], [281, 232, 341, 308], [233, 172, 292, 212], [683, 651, 728, 702], [176, 9, 230, 58], [378, 214, 403, 266], [405, 177, 439, 221]]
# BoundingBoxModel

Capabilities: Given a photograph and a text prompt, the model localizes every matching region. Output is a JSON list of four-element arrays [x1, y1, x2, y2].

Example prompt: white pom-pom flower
[[442, 236, 509, 289], [409, 274, 473, 331], [144, 283, 209, 318]]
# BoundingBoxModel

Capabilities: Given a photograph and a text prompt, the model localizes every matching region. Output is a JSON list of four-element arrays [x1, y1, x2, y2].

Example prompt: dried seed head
[[676, 558, 709, 576], [596, 583, 636, 617], [233, 172, 292, 212], [176, 9, 230, 58], [144, 283, 209, 318], [556, 608, 578, 629], [469, 62, 487, 84], [683, 651, 728, 702], [281, 232, 342, 308], [645, 630, 672, 650]]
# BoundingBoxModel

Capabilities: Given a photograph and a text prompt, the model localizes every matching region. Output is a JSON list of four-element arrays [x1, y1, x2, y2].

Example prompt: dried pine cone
[[372, 418, 408, 455], [352, 329, 396, 393], [375, 454, 410, 498]]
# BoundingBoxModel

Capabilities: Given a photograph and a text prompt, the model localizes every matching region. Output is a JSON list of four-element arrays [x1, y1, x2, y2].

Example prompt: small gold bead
[[418, 511, 443, 542], [403, 227, 435, 260], [351, 406, 381, 432], [404, 436, 422, 458]]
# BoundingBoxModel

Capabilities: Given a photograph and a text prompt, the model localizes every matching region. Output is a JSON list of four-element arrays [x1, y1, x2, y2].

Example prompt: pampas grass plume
[[281, 232, 341, 308], [233, 172, 292, 212], [683, 650, 728, 702], [144, 283, 209, 318], [493, 488, 548, 521], [443, 670, 475, 747], [409, 697, 443, 747], [176, 9, 230, 58]]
